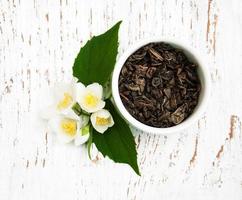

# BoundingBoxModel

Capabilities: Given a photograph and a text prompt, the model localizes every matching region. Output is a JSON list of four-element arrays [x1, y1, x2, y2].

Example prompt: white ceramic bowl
[[112, 38, 210, 135]]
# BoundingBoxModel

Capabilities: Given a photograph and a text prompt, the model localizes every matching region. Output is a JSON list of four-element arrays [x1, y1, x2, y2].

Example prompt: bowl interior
[[112, 39, 209, 135]]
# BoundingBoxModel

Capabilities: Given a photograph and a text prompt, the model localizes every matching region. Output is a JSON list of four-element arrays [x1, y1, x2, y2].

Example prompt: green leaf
[[73, 21, 122, 85], [92, 99, 140, 175]]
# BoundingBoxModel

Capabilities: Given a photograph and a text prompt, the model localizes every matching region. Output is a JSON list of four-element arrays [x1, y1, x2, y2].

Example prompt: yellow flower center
[[84, 93, 98, 107], [57, 93, 73, 110], [96, 117, 111, 126], [60, 119, 77, 136]]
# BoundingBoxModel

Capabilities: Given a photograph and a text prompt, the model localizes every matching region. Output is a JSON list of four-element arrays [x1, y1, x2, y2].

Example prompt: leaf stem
[[87, 125, 93, 159]]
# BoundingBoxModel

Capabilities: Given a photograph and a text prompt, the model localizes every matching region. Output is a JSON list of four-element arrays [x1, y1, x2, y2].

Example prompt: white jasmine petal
[[57, 131, 76, 144], [90, 143, 99, 160], [75, 82, 86, 102], [53, 83, 74, 102], [89, 143, 104, 160], [65, 109, 80, 121], [52, 82, 76, 115], [90, 109, 114, 134], [82, 100, 105, 113], [76, 82, 105, 113], [74, 125, 90, 146], [86, 83, 103, 99], [74, 133, 89, 146], [48, 115, 80, 144]]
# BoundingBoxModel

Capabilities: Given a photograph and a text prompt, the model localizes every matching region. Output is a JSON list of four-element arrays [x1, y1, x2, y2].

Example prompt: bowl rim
[[112, 37, 210, 135]]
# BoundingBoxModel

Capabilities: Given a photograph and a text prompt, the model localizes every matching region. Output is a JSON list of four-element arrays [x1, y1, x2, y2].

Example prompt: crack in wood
[[45, 13, 49, 22], [215, 144, 224, 159], [228, 115, 237, 140], [189, 135, 198, 166], [26, 160, 29, 168], [213, 14, 218, 56], [206, 0, 213, 41], [45, 132, 48, 153], [213, 115, 239, 166], [42, 158, 46, 168]]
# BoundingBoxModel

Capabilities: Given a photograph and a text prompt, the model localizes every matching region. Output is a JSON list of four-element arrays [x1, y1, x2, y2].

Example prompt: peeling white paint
[[0, 0, 242, 199]]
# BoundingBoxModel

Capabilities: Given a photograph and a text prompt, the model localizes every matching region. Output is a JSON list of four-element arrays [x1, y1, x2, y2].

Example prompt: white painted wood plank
[[0, 0, 242, 199]]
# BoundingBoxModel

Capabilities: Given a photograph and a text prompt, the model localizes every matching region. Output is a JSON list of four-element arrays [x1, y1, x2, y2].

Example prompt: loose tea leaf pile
[[119, 42, 201, 128]]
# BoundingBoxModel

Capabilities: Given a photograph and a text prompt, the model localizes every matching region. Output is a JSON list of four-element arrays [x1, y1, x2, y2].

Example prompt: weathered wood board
[[0, 0, 242, 199]]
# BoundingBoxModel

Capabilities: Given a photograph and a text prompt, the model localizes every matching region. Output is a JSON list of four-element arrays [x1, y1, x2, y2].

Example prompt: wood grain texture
[[0, 0, 242, 199]]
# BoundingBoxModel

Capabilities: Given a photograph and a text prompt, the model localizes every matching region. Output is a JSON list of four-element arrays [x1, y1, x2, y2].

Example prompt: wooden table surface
[[0, 0, 242, 199]]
